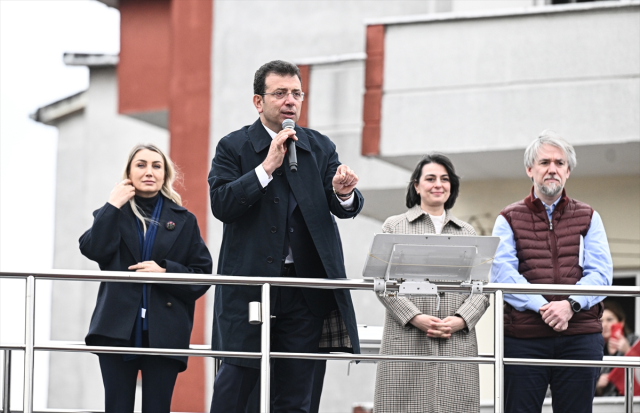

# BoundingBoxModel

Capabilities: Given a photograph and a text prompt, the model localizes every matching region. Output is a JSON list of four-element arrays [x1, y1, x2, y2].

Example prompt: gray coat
[[374, 205, 490, 413]]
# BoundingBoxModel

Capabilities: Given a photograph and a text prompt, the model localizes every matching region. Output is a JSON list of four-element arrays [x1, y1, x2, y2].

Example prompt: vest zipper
[[549, 215, 559, 286]]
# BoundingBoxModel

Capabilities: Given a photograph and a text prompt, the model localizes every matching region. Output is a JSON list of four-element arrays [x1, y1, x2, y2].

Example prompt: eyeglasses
[[261, 90, 305, 101]]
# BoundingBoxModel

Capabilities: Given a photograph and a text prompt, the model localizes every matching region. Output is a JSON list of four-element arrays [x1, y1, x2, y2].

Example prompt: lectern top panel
[[363, 233, 500, 283]]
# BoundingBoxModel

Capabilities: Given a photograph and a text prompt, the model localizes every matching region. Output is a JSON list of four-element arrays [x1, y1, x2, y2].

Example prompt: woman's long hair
[[122, 144, 182, 233]]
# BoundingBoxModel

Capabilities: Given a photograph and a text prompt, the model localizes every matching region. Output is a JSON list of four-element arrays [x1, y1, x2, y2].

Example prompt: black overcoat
[[208, 119, 363, 368], [79, 198, 212, 371]]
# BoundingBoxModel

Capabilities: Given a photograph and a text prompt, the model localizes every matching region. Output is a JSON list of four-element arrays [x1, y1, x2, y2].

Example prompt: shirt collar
[[252, 119, 311, 153], [405, 205, 465, 229], [533, 192, 562, 214], [262, 123, 277, 139]]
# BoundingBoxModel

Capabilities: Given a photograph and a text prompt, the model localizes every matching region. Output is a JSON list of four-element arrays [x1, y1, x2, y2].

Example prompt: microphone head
[[282, 119, 296, 130]]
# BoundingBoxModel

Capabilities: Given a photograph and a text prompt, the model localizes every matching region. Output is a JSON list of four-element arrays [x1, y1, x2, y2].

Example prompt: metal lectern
[[364, 233, 500, 302]]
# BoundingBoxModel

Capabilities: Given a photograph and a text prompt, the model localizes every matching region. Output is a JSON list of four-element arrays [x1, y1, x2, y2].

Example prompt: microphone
[[282, 119, 297, 172]]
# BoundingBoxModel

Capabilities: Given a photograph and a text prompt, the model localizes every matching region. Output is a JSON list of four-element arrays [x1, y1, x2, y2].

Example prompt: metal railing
[[0, 269, 639, 413]]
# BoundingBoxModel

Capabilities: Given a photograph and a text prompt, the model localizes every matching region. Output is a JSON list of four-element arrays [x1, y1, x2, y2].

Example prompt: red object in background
[[608, 339, 640, 396], [611, 322, 624, 340]]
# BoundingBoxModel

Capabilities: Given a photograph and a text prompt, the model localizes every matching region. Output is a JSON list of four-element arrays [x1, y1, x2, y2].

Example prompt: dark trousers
[[210, 287, 325, 413], [504, 333, 604, 413], [98, 354, 181, 413], [243, 360, 326, 413]]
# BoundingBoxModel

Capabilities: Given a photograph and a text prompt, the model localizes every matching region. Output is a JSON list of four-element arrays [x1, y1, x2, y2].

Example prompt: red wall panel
[[298, 64, 310, 128], [362, 24, 385, 156], [119, 1, 213, 410], [168, 0, 213, 410], [119, 0, 171, 114]]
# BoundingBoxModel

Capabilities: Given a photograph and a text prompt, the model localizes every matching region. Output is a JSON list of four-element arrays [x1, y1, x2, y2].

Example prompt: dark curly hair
[[406, 153, 460, 210], [253, 60, 301, 96]]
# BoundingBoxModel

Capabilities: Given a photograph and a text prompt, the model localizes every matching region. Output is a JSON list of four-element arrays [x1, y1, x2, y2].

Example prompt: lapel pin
[[166, 221, 176, 231]]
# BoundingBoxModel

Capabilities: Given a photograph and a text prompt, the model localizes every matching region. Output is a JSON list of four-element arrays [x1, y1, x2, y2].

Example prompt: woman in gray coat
[[374, 154, 490, 413]]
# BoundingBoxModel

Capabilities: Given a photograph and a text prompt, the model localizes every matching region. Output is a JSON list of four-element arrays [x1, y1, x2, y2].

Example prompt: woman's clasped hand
[[409, 314, 467, 339]]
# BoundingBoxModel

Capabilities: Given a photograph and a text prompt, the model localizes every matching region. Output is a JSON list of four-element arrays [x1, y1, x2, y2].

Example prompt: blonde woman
[[80, 144, 212, 413], [374, 153, 490, 413]]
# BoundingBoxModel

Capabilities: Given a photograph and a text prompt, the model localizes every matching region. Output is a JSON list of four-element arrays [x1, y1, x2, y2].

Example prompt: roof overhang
[[30, 91, 87, 125], [63, 53, 119, 67], [292, 52, 366, 67], [364, 0, 640, 26], [380, 141, 640, 181], [359, 141, 640, 223], [31, 53, 118, 125]]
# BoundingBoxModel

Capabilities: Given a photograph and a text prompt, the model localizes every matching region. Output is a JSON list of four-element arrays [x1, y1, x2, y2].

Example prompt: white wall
[[453, 0, 535, 12], [208, 0, 432, 167], [380, 5, 640, 156], [308, 60, 409, 191]]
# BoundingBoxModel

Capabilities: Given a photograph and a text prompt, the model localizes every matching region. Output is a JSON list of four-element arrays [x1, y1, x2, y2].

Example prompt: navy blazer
[[208, 119, 363, 368], [79, 198, 212, 371]]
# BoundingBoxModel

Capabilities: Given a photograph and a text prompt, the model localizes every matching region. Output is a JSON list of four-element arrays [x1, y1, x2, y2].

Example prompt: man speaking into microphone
[[207, 60, 363, 413]]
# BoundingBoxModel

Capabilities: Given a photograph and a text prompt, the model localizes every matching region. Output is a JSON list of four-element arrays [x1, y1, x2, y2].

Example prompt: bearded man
[[491, 130, 613, 413]]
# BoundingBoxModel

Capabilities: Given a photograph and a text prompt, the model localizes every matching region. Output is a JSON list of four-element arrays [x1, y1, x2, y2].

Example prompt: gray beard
[[537, 181, 563, 198]]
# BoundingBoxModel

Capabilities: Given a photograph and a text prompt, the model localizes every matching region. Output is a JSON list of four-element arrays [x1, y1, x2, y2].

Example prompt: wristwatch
[[566, 298, 581, 313], [333, 187, 354, 198]]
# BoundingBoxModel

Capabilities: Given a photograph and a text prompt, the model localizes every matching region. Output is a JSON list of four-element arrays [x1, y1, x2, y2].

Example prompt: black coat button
[[276, 170, 283, 176], [271, 226, 277, 233], [289, 227, 294, 233], [266, 256, 274, 263], [166, 302, 172, 308], [240, 197, 246, 204], [274, 197, 280, 203]]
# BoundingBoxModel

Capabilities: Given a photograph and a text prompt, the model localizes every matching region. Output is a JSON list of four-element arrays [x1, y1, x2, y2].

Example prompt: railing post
[[3, 350, 10, 413], [494, 290, 504, 413], [259, 283, 271, 413], [624, 367, 634, 413], [23, 275, 36, 413]]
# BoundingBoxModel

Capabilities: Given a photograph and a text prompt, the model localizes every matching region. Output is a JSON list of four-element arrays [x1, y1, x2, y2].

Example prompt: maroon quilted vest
[[500, 188, 603, 338]]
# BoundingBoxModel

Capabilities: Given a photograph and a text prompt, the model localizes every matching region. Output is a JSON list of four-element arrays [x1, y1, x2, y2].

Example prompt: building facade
[[31, 0, 639, 411]]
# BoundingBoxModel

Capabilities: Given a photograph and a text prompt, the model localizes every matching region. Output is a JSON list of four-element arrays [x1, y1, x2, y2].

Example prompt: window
[[610, 271, 640, 334]]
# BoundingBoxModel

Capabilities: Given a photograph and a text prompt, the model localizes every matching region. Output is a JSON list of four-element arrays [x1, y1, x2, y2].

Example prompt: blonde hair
[[123, 144, 182, 233]]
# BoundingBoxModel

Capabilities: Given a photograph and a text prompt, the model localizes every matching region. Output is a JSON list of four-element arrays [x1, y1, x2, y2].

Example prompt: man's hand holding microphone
[[261, 120, 299, 176], [261, 120, 359, 200]]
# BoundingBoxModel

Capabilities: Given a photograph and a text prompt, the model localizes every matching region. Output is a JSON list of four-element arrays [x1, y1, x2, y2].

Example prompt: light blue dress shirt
[[491, 195, 613, 312]]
